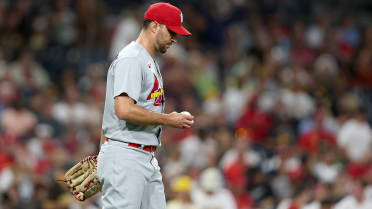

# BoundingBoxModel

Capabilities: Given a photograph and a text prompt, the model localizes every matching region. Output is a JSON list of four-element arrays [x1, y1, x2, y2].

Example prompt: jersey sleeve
[[113, 57, 142, 102]]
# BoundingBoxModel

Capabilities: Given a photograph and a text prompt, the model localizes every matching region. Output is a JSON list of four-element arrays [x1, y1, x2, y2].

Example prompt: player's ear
[[149, 21, 159, 34]]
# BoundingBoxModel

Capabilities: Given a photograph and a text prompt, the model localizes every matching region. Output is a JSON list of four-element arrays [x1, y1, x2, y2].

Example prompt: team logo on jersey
[[148, 63, 151, 69], [147, 74, 164, 106]]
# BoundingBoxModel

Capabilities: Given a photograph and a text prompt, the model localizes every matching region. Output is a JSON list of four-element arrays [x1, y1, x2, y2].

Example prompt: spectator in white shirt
[[337, 109, 372, 163], [333, 180, 372, 209], [191, 167, 237, 209]]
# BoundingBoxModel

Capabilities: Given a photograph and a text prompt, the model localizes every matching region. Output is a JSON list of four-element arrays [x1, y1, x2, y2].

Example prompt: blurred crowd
[[0, 0, 372, 209]]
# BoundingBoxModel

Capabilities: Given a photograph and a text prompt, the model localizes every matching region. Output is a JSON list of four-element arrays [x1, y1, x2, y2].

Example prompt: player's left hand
[[58, 155, 102, 201]]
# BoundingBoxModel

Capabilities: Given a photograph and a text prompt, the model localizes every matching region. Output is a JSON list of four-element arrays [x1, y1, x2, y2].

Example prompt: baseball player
[[97, 2, 193, 209]]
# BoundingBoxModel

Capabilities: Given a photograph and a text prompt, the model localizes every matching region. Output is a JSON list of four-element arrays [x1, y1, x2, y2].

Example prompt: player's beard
[[158, 42, 169, 54], [156, 38, 171, 54], [159, 44, 167, 54]]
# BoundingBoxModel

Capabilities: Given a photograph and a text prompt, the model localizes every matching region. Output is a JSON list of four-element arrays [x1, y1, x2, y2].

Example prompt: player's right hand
[[165, 112, 194, 128]]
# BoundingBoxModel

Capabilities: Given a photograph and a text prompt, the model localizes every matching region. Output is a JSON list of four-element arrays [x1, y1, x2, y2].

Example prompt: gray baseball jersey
[[102, 41, 165, 146]]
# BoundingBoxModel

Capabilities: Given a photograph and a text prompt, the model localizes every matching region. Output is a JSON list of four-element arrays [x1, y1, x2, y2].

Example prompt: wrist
[[159, 113, 170, 126]]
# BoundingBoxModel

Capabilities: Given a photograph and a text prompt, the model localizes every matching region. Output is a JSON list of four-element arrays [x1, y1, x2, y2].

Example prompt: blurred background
[[0, 0, 372, 208]]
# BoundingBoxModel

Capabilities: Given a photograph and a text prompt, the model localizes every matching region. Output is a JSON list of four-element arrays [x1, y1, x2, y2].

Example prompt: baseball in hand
[[181, 111, 194, 124], [181, 111, 191, 116]]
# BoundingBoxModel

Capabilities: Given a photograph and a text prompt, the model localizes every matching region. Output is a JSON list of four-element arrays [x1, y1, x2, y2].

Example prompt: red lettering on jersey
[[147, 74, 164, 106], [154, 94, 163, 106], [147, 74, 159, 100]]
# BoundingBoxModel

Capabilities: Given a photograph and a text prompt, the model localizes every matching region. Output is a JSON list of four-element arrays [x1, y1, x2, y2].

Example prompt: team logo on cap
[[180, 12, 183, 23]]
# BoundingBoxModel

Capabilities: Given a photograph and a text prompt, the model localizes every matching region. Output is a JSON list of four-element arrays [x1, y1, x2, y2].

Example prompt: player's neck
[[136, 31, 156, 58]]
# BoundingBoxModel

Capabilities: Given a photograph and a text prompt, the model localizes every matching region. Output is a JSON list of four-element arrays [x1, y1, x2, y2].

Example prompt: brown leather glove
[[62, 155, 102, 201]]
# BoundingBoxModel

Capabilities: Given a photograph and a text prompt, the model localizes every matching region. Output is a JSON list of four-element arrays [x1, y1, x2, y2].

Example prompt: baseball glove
[[60, 155, 102, 201]]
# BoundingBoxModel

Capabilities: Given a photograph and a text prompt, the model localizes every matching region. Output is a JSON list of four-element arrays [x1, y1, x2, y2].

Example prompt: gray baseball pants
[[97, 140, 166, 209]]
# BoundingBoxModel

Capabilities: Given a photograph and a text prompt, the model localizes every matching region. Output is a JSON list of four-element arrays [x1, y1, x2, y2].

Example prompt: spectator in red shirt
[[235, 96, 273, 142], [298, 108, 336, 154]]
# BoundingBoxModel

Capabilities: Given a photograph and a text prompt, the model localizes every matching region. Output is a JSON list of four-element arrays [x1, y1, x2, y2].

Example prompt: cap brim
[[167, 25, 192, 36]]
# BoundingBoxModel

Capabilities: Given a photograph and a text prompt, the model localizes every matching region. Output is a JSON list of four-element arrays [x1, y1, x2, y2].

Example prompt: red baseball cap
[[144, 2, 191, 36]]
